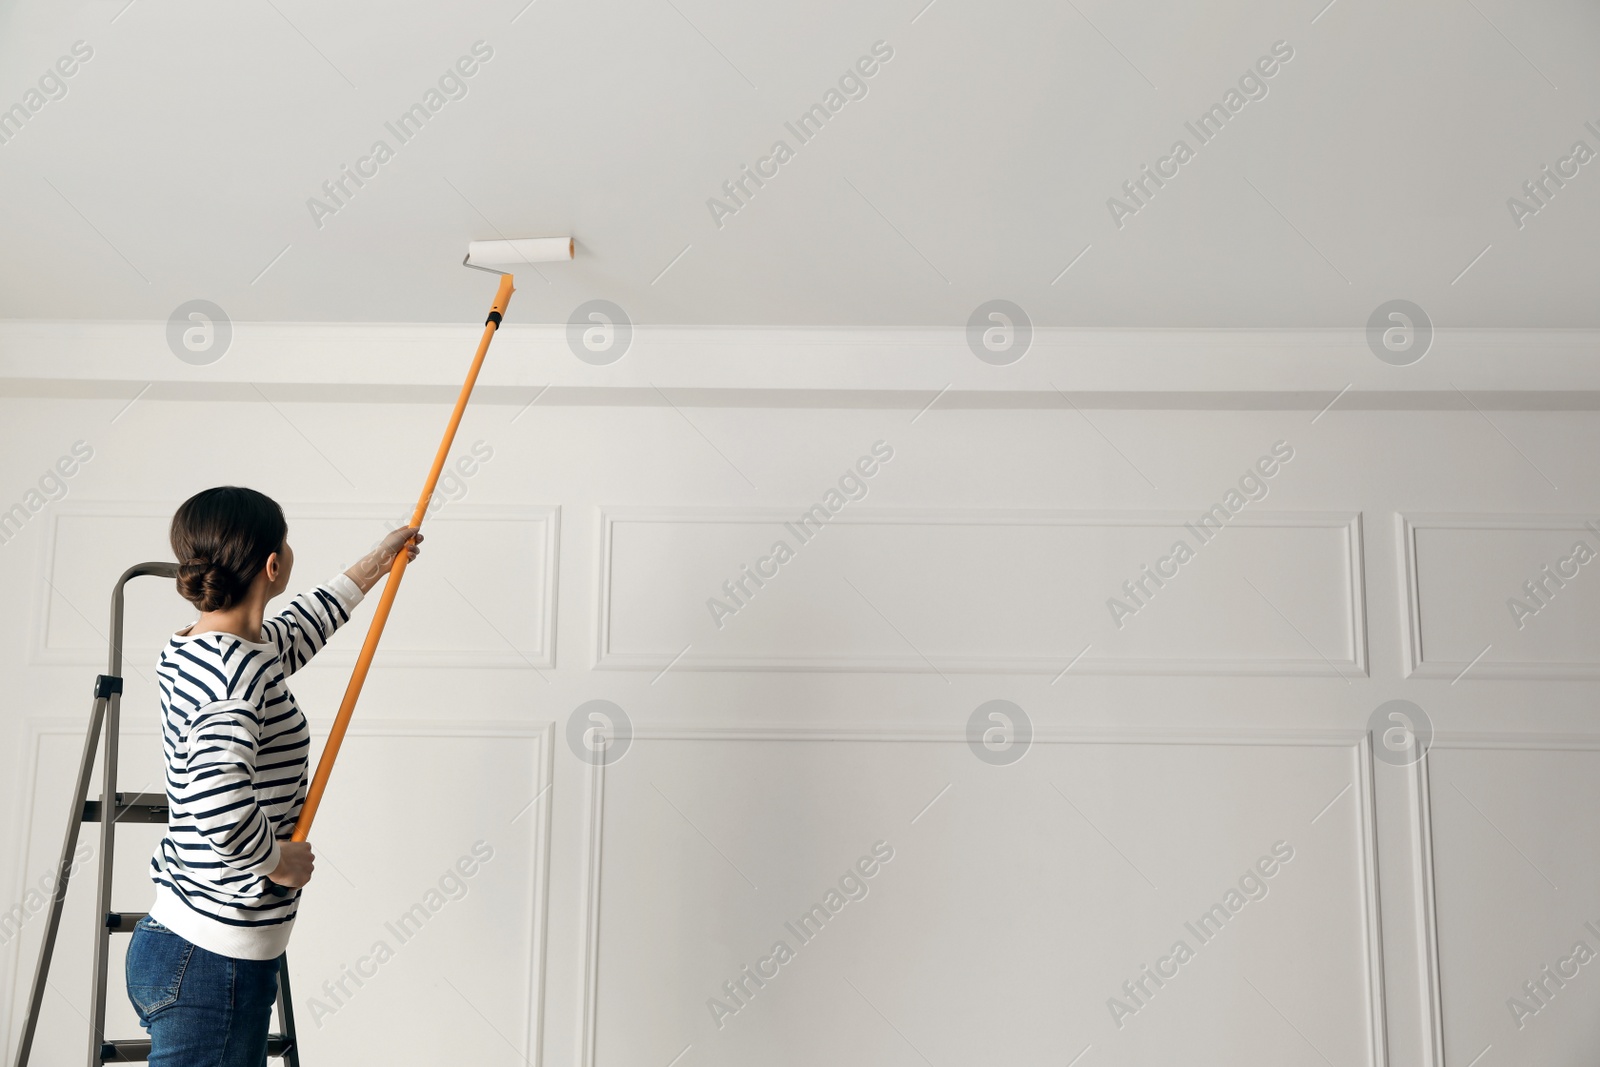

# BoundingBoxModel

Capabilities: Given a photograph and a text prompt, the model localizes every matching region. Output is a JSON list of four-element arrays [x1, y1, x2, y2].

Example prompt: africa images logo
[[1368, 700, 1431, 767]]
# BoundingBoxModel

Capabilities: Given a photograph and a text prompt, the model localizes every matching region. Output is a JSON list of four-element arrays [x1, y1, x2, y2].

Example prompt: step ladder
[[11, 562, 301, 1067]]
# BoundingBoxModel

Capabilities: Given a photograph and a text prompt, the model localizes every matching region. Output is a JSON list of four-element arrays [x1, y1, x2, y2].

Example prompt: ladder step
[[105, 912, 148, 931], [82, 793, 168, 824], [101, 1035, 293, 1062]]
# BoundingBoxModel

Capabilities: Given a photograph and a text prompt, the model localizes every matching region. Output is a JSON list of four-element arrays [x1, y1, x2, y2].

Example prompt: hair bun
[[176, 557, 238, 614], [169, 486, 288, 614]]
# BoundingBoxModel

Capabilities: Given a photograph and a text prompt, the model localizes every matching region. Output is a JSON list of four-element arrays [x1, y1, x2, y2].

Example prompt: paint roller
[[463, 237, 574, 273], [280, 238, 572, 860]]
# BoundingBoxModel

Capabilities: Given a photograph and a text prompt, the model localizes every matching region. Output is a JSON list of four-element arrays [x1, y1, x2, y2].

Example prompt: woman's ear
[[262, 550, 281, 586]]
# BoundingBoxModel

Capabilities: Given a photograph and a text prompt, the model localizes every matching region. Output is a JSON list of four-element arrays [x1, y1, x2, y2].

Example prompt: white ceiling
[[1, 0, 1597, 327]]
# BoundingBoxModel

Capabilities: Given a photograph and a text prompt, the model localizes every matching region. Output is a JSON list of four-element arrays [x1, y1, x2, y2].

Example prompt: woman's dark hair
[[170, 487, 287, 613]]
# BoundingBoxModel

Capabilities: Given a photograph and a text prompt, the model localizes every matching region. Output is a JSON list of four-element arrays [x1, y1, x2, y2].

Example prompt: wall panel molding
[[29, 501, 559, 670], [1399, 514, 1600, 680], [596, 507, 1367, 677], [3, 717, 555, 1066], [1412, 734, 1600, 1067], [575, 726, 1388, 1067]]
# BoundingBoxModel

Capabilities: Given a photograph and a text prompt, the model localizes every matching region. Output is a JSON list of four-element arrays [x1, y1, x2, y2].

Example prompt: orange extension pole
[[290, 272, 515, 842]]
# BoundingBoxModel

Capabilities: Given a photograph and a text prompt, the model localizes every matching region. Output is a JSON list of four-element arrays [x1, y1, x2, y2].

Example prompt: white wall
[[2, 326, 1598, 1066]]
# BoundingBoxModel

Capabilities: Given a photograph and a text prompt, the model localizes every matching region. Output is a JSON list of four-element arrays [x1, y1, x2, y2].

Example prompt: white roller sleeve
[[465, 238, 575, 266]]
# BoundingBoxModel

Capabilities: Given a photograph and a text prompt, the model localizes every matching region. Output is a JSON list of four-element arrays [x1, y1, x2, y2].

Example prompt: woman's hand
[[267, 840, 315, 888], [346, 526, 423, 593]]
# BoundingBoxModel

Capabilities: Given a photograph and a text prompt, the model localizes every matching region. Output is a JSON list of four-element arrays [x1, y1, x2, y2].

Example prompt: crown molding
[[1, 323, 1597, 406]]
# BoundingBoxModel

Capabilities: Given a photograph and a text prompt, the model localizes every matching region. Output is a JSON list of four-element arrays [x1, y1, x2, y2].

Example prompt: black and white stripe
[[146, 575, 362, 961]]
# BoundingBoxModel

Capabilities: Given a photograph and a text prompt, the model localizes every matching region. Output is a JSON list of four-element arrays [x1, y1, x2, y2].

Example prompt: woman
[[126, 486, 421, 1065]]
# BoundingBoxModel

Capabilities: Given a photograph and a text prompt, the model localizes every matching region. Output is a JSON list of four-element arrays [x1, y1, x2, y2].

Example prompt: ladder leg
[[11, 692, 108, 1067], [85, 690, 121, 1067], [275, 954, 300, 1067]]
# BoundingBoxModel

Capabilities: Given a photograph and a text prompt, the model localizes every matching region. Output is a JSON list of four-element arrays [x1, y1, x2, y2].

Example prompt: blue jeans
[[125, 916, 281, 1067]]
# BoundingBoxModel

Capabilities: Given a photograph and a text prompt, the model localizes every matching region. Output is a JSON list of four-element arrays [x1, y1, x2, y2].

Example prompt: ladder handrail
[[106, 562, 176, 679]]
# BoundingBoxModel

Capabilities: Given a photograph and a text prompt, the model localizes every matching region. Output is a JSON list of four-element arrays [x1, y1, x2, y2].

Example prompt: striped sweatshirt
[[147, 574, 364, 960]]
